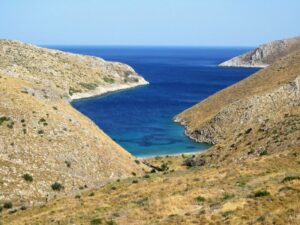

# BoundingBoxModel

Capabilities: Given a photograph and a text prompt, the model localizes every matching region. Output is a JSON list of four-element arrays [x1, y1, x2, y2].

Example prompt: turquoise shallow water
[[51, 46, 258, 158]]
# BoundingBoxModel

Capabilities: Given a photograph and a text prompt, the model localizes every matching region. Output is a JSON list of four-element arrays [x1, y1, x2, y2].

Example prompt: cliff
[[0, 41, 148, 207], [219, 36, 300, 68]]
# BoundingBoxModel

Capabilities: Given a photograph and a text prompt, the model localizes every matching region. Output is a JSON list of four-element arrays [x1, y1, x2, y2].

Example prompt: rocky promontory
[[219, 36, 300, 68]]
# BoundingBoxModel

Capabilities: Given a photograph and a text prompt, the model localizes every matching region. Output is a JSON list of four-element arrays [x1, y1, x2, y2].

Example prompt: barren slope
[[176, 50, 300, 145], [0, 40, 148, 100], [0, 74, 146, 207], [0, 41, 149, 208]]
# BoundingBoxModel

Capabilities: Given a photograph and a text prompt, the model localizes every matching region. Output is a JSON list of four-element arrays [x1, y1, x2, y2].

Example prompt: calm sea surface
[[49, 46, 258, 157]]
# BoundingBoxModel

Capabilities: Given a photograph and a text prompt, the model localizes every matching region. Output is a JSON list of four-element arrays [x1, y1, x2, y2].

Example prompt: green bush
[[103, 77, 115, 84], [106, 220, 117, 225], [223, 192, 235, 200], [254, 190, 270, 197], [281, 176, 300, 183], [79, 82, 98, 90], [0, 116, 10, 126], [259, 150, 268, 156], [88, 192, 95, 197], [3, 201, 13, 209], [195, 196, 205, 203], [90, 218, 103, 225], [22, 173, 33, 182], [51, 182, 64, 191]]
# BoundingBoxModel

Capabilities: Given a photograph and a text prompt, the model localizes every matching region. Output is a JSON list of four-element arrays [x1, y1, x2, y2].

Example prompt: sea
[[49, 46, 258, 158]]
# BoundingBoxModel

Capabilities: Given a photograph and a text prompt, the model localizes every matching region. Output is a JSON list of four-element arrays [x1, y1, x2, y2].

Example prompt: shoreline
[[218, 63, 267, 68], [69, 78, 149, 101], [137, 150, 205, 160]]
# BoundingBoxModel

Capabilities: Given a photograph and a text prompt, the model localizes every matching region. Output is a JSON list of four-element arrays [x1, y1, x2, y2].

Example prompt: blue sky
[[0, 0, 299, 46]]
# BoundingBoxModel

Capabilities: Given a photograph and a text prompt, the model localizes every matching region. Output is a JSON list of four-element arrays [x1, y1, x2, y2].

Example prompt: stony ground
[[2, 141, 299, 224], [0, 41, 148, 208]]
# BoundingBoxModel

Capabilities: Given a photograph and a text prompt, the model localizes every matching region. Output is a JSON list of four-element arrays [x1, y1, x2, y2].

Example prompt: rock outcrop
[[219, 36, 300, 68], [0, 40, 148, 207]]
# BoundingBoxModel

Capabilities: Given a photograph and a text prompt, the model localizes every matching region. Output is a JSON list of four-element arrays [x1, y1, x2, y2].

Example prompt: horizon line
[[42, 44, 255, 49]]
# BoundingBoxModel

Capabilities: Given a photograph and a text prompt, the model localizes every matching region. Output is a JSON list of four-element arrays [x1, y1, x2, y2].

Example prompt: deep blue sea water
[[49, 46, 258, 158]]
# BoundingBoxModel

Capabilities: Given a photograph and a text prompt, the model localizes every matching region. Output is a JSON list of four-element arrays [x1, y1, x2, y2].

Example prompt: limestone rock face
[[0, 41, 148, 206], [219, 36, 300, 68]]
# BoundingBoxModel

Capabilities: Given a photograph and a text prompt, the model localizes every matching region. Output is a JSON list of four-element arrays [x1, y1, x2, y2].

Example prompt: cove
[[53, 46, 258, 158]]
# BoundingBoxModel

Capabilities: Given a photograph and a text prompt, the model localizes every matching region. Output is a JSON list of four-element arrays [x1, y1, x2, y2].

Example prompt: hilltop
[[0, 41, 148, 208], [219, 36, 300, 68]]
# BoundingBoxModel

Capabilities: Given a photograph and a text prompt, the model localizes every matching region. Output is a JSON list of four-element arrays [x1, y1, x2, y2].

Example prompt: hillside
[[0, 41, 148, 208], [0, 40, 148, 100], [1, 49, 299, 224], [176, 50, 300, 146], [219, 36, 300, 68]]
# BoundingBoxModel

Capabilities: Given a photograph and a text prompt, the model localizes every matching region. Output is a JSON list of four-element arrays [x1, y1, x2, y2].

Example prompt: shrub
[[88, 192, 95, 197], [65, 160, 71, 168], [22, 173, 33, 182], [0, 116, 10, 126], [223, 192, 235, 200], [259, 150, 268, 156], [103, 77, 115, 84], [281, 176, 300, 183], [160, 163, 169, 171], [195, 196, 205, 203], [254, 190, 270, 197], [3, 201, 13, 209], [106, 220, 117, 225], [144, 174, 150, 179], [51, 182, 64, 191], [134, 197, 149, 206], [90, 218, 103, 225], [79, 82, 98, 90], [132, 180, 138, 184]]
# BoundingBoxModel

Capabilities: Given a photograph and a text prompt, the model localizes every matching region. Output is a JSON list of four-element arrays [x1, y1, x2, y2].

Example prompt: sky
[[0, 0, 299, 46]]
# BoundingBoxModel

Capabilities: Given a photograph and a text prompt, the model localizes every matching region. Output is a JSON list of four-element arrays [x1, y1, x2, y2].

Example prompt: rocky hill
[[0, 40, 148, 101], [1, 46, 300, 225], [219, 36, 300, 68], [175, 46, 300, 173], [0, 41, 148, 208]]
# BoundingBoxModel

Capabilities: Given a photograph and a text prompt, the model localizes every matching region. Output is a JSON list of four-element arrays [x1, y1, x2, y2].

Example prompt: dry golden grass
[[177, 50, 300, 133], [2, 143, 300, 224]]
